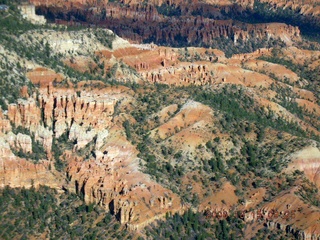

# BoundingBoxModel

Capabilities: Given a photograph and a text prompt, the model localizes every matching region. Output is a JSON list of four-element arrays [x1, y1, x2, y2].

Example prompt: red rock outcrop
[[0, 130, 59, 189], [65, 125, 182, 228], [32, 0, 301, 48], [8, 98, 42, 131], [0, 156, 58, 189], [0, 83, 183, 229], [26, 67, 64, 87]]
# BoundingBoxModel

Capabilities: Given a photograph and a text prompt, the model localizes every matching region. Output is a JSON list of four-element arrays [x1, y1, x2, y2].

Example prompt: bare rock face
[[18, 3, 46, 25], [132, 14, 298, 47], [4, 83, 123, 156], [32, 0, 301, 49], [34, 125, 53, 154], [0, 83, 182, 229], [6, 132, 33, 154], [0, 137, 15, 160], [26, 67, 64, 87], [95, 129, 109, 150], [68, 122, 97, 149], [8, 98, 42, 132], [35, 84, 117, 137], [0, 97, 59, 189], [0, 134, 59, 189], [65, 120, 182, 229], [0, 109, 11, 133], [0, 156, 58, 189]]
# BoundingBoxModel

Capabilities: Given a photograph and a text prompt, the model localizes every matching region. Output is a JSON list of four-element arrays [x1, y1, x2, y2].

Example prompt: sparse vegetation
[[0, 1, 320, 239], [296, 179, 320, 207]]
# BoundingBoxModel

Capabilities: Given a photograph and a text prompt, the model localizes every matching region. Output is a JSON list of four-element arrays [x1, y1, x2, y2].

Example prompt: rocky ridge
[[32, 0, 301, 52]]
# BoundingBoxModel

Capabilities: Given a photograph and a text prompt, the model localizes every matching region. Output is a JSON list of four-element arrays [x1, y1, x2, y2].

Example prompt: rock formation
[[1, 3, 320, 236], [0, 104, 59, 188], [0, 82, 182, 229], [18, 3, 46, 25], [33, 0, 301, 48]]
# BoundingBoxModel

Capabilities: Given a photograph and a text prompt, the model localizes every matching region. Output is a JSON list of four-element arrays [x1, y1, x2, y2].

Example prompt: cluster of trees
[[144, 209, 244, 240], [259, 52, 320, 85], [204, 148, 225, 174], [156, 3, 182, 17], [296, 178, 320, 207], [129, 83, 313, 209], [140, 149, 185, 185], [192, 85, 317, 140], [51, 131, 71, 171], [0, 49, 31, 109], [253, 226, 293, 240], [0, 185, 132, 240]]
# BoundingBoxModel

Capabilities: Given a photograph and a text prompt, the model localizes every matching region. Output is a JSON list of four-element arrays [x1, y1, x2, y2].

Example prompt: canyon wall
[[32, 0, 301, 49], [0, 83, 182, 229]]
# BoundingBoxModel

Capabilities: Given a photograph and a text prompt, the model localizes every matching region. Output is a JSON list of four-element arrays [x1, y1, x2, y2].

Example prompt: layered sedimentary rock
[[0, 83, 182, 229], [65, 125, 182, 228], [102, 5, 300, 45], [287, 146, 320, 188], [1, 5, 320, 234], [32, 0, 301, 48], [8, 98, 42, 132], [0, 110, 58, 188]]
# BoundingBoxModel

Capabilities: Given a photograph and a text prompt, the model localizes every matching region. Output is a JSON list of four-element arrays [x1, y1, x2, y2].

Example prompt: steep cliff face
[[36, 83, 119, 138], [65, 127, 182, 228], [0, 83, 182, 229], [0, 105, 59, 188], [0, 152, 57, 189], [103, 4, 300, 45], [30, 0, 320, 29], [6, 132, 33, 154], [33, 0, 301, 50], [8, 98, 42, 132], [18, 3, 46, 25]]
